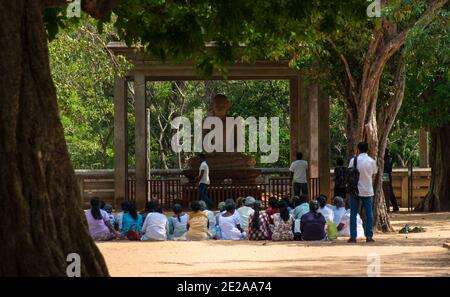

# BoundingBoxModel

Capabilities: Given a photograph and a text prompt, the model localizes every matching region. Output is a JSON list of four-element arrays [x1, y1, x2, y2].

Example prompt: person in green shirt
[[293, 195, 309, 220]]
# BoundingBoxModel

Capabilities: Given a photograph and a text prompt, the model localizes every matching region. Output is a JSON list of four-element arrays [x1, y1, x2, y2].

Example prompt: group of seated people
[[85, 194, 365, 242]]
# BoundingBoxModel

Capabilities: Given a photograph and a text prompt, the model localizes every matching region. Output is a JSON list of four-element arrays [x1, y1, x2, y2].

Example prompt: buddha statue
[[183, 94, 261, 184]]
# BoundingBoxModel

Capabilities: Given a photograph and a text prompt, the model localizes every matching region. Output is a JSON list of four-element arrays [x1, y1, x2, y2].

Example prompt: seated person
[[168, 204, 189, 240], [121, 202, 144, 240], [215, 201, 226, 239], [317, 195, 338, 239], [141, 200, 156, 222], [292, 195, 309, 220], [338, 202, 365, 238], [215, 201, 226, 226], [317, 195, 334, 223], [300, 200, 326, 241], [85, 197, 120, 241], [186, 201, 210, 241], [114, 200, 129, 231], [219, 200, 245, 240], [141, 201, 169, 241], [329, 196, 346, 227], [270, 201, 295, 241], [237, 196, 256, 231], [247, 200, 270, 240], [199, 200, 216, 237], [266, 197, 279, 225], [103, 203, 116, 227]]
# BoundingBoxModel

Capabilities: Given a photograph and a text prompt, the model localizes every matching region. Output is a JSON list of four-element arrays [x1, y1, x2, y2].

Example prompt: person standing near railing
[[384, 149, 399, 212], [290, 152, 308, 197], [195, 153, 213, 210]]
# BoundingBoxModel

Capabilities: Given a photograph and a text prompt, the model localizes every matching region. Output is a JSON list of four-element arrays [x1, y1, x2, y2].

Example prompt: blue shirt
[[300, 211, 326, 241], [121, 212, 143, 235]]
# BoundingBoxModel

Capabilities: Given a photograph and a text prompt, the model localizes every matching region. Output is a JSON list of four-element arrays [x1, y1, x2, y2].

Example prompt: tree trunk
[[415, 122, 450, 211], [0, 1, 108, 276], [346, 114, 393, 232]]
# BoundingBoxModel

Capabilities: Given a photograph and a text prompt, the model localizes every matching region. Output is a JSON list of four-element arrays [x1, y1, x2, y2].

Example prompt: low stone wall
[[76, 168, 431, 209]]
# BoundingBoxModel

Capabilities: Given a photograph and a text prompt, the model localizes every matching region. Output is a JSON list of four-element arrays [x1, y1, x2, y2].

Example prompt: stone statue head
[[211, 94, 230, 118]]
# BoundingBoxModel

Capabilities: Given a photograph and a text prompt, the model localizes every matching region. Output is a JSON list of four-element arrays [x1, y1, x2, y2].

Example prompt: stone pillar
[[318, 89, 330, 198], [309, 85, 319, 179], [419, 128, 429, 168], [298, 76, 311, 165], [134, 74, 148, 210], [114, 76, 128, 208], [289, 76, 300, 163]]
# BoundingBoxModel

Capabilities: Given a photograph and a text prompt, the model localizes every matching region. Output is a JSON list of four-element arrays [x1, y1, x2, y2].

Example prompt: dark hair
[[173, 204, 183, 222], [268, 197, 278, 209], [153, 202, 163, 214], [296, 152, 303, 160], [292, 196, 301, 207], [90, 197, 102, 220], [225, 200, 236, 213], [191, 200, 202, 212], [125, 202, 138, 221], [277, 201, 290, 222], [236, 197, 244, 208], [121, 200, 129, 211], [251, 200, 261, 229], [316, 195, 327, 208], [309, 200, 321, 219], [357, 142, 369, 153], [100, 200, 106, 210], [282, 196, 294, 209], [144, 200, 153, 212], [299, 194, 308, 205], [336, 157, 344, 166], [198, 153, 206, 160]]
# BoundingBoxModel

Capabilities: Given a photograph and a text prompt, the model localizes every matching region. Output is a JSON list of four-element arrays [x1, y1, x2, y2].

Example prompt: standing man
[[384, 149, 399, 212], [348, 142, 377, 243], [196, 153, 213, 210], [333, 157, 347, 199], [290, 152, 308, 198]]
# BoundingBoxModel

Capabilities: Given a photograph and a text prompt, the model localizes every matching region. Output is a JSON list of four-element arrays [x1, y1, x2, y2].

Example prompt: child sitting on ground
[[168, 204, 188, 240]]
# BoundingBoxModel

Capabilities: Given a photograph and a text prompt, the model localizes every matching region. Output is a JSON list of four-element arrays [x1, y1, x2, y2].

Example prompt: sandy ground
[[97, 211, 450, 277]]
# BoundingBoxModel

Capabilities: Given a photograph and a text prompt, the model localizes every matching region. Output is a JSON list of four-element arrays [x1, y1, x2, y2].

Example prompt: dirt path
[[97, 212, 450, 276]]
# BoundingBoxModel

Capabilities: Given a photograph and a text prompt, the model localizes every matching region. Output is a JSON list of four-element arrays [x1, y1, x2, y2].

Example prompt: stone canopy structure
[[107, 42, 330, 209]]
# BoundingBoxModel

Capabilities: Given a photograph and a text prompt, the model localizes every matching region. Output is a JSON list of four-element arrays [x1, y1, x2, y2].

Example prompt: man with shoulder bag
[[347, 142, 377, 243]]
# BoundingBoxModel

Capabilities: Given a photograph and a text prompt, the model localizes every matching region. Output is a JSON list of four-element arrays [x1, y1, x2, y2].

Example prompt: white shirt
[[199, 161, 210, 185], [338, 209, 365, 238], [219, 212, 242, 240], [329, 205, 346, 227], [348, 153, 377, 197], [141, 212, 169, 241], [318, 205, 334, 223], [237, 206, 255, 231], [289, 160, 308, 183]]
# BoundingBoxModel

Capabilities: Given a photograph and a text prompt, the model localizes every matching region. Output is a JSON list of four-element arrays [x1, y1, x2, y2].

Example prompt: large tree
[[399, 8, 450, 211], [0, 0, 362, 276], [289, 0, 447, 231]]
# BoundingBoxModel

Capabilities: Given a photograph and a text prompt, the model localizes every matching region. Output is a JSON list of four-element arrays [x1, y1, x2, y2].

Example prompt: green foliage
[[49, 19, 131, 168], [401, 7, 450, 129]]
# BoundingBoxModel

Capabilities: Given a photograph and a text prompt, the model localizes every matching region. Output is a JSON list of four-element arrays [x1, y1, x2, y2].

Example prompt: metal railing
[[127, 176, 320, 209]]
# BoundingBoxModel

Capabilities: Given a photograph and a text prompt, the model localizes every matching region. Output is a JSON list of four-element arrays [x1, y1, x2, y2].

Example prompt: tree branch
[[326, 38, 358, 100]]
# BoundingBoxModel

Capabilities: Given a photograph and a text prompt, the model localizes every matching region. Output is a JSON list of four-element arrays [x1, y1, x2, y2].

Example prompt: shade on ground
[[97, 212, 450, 276]]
